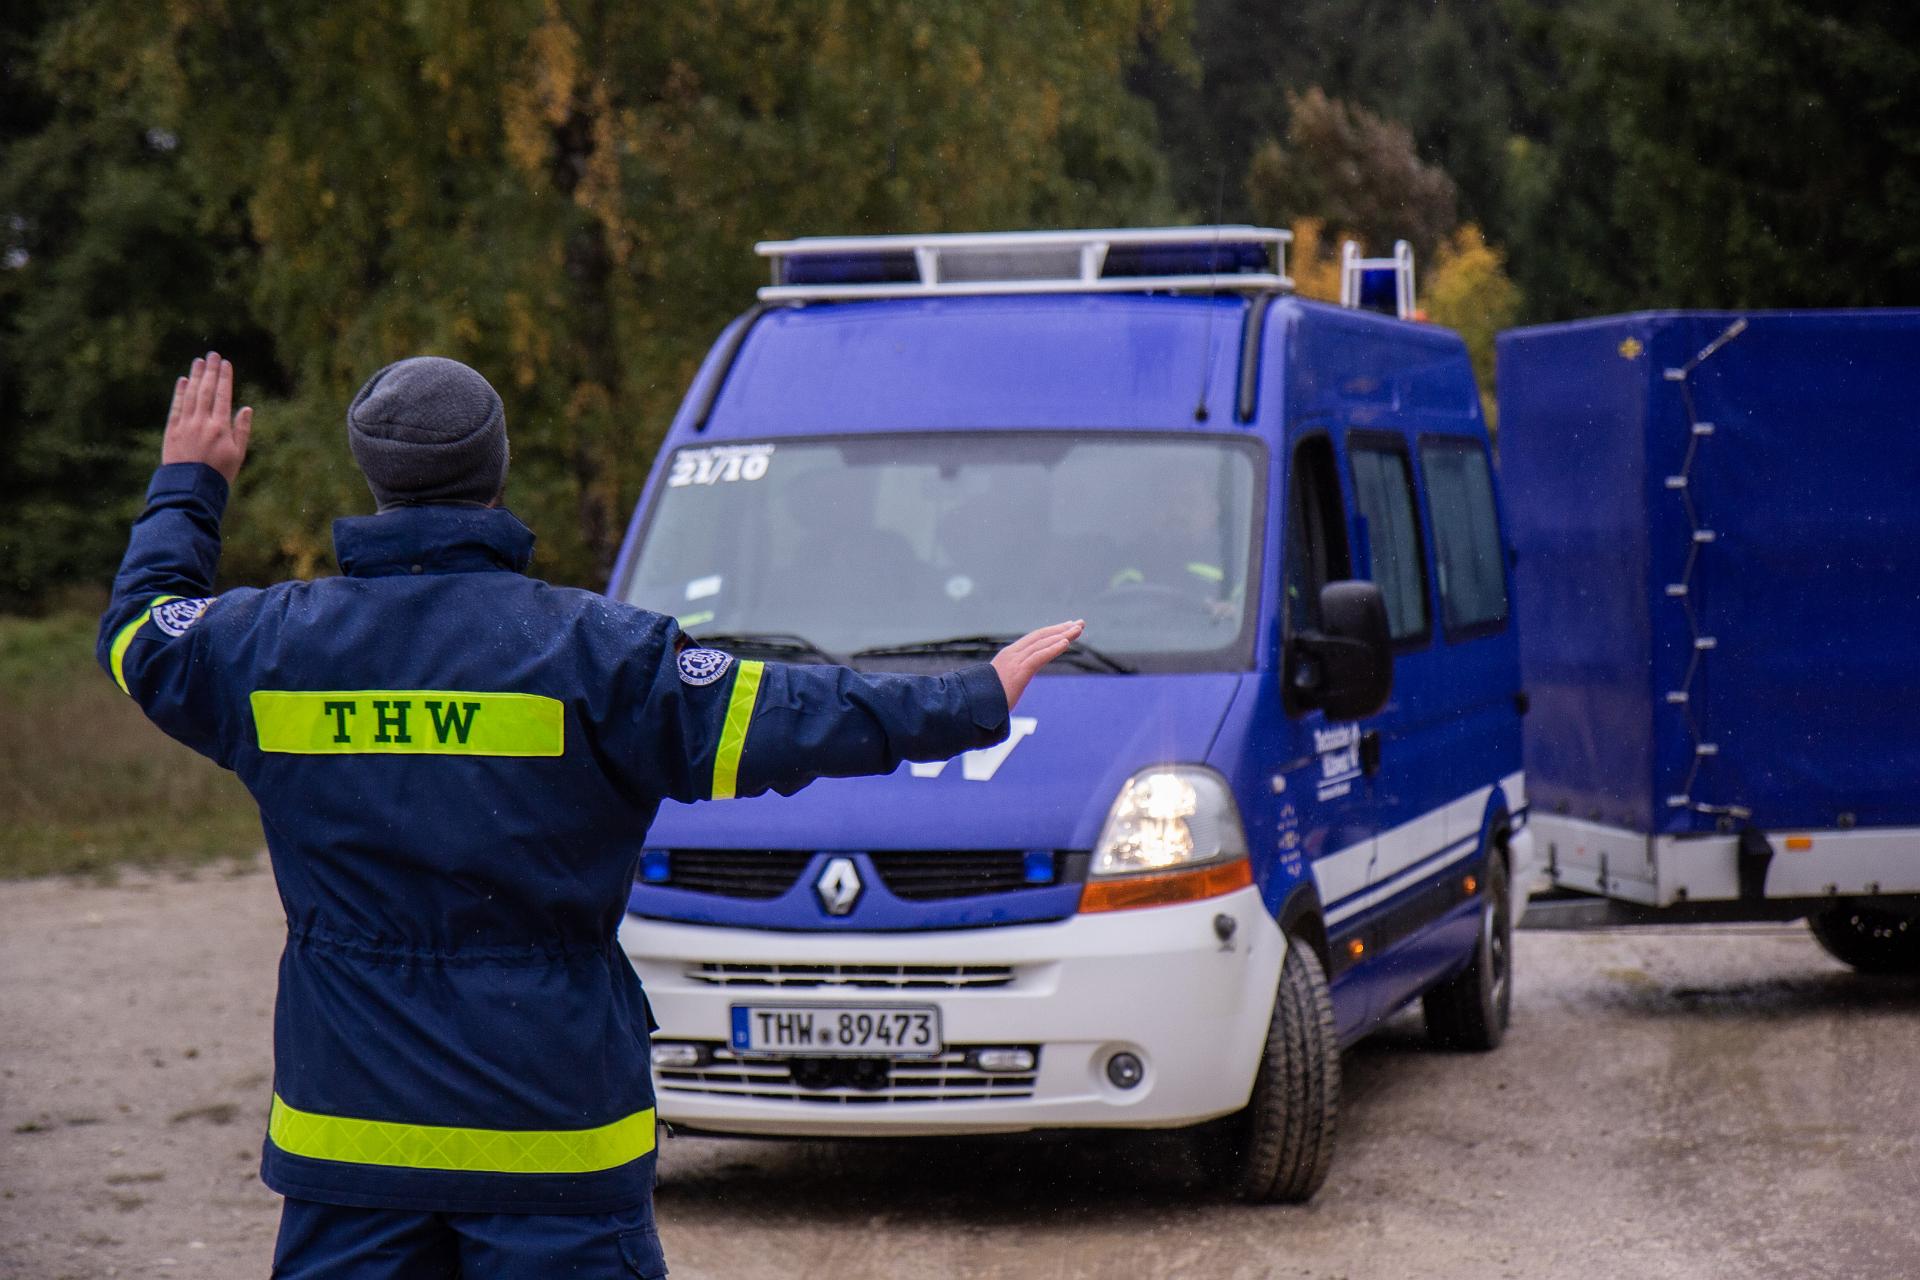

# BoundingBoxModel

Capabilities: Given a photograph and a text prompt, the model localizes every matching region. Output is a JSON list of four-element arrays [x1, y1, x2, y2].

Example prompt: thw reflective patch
[[710, 660, 765, 800], [108, 595, 181, 695], [250, 691, 564, 756], [268, 1094, 655, 1174]]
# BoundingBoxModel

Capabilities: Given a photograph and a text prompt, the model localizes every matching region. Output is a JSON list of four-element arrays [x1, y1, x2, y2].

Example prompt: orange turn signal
[[1078, 858, 1253, 914], [1785, 836, 1813, 852], [1463, 874, 1479, 896]]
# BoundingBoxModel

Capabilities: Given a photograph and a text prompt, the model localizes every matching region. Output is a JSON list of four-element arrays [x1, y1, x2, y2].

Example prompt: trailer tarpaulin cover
[[1499, 310, 1920, 835]]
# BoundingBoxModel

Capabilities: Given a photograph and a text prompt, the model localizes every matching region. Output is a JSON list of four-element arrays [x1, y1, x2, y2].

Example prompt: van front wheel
[[1197, 936, 1340, 1203], [1423, 847, 1512, 1051]]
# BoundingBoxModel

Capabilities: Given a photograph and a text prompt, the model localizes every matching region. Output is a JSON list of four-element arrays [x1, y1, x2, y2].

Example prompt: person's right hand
[[161, 351, 252, 485], [991, 620, 1086, 710]]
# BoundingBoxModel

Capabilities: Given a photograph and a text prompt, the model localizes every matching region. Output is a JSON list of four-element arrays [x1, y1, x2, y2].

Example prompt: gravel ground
[[2, 861, 1916, 1279]]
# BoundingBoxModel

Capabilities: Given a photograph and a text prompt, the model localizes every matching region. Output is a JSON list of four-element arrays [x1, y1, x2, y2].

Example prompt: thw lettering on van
[[909, 716, 1038, 781], [249, 691, 564, 757], [1313, 723, 1363, 801]]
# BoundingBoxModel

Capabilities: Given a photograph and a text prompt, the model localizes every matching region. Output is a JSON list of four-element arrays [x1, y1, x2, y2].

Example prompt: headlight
[[1092, 766, 1248, 876]]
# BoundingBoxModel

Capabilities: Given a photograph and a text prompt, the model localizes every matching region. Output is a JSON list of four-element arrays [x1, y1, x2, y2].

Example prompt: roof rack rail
[[755, 226, 1292, 302], [1339, 240, 1418, 320]]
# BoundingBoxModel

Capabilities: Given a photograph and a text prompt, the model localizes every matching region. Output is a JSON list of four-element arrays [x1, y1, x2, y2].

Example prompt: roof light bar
[[1339, 240, 1418, 321], [755, 226, 1292, 302]]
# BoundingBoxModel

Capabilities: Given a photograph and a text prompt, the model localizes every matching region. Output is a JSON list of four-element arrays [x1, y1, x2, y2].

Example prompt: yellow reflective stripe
[[268, 1094, 655, 1174], [710, 659, 765, 800], [108, 594, 181, 695], [1185, 561, 1226, 583], [250, 691, 565, 756]]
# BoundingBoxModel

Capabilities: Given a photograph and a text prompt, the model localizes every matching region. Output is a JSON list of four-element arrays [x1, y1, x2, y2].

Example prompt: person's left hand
[[161, 350, 252, 485], [991, 620, 1086, 710]]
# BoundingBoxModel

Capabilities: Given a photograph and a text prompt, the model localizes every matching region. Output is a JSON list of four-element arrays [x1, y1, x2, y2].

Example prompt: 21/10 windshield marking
[[668, 444, 775, 487]]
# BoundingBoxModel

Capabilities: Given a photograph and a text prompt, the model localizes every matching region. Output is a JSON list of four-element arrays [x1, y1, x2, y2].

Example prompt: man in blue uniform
[[99, 351, 1083, 1277]]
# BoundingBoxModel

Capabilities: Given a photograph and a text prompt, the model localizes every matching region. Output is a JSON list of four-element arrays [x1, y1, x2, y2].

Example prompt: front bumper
[[618, 887, 1283, 1137]]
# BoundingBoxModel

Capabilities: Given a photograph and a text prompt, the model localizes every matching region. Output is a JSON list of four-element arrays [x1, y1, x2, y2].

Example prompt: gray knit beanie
[[347, 357, 509, 509]]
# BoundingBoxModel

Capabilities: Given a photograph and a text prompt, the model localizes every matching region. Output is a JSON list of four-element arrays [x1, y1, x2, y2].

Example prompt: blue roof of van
[[689, 294, 1244, 437], [674, 294, 1475, 441]]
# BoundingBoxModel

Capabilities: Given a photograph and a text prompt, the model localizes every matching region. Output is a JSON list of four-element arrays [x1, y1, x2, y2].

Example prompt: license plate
[[729, 1004, 942, 1057]]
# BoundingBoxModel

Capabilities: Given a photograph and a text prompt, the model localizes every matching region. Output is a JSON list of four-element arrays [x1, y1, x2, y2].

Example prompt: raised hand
[[161, 350, 253, 485], [990, 620, 1086, 710]]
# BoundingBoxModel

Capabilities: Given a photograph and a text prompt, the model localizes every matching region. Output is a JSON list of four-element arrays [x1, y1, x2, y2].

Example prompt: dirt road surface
[[3, 862, 1916, 1279]]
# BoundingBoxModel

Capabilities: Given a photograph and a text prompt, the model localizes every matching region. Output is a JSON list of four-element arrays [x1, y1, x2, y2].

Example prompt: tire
[[1198, 936, 1340, 1203], [1808, 903, 1920, 975], [1423, 845, 1512, 1051]]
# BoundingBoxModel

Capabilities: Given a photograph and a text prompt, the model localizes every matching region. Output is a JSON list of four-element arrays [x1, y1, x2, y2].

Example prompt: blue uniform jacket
[[98, 463, 1011, 1214]]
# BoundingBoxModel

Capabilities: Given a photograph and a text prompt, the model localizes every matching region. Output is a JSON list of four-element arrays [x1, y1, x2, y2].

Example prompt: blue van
[[613, 228, 1533, 1201]]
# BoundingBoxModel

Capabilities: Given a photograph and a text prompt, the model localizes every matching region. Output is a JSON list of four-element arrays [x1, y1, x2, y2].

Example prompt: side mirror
[[1288, 580, 1393, 721]]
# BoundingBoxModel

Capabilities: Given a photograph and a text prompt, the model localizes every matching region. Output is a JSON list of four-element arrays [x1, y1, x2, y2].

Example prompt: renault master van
[[614, 227, 1532, 1201]]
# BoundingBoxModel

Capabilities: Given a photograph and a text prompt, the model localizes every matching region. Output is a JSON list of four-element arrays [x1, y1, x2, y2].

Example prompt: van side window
[[1420, 437, 1509, 635], [1347, 437, 1430, 644], [1284, 435, 1350, 635]]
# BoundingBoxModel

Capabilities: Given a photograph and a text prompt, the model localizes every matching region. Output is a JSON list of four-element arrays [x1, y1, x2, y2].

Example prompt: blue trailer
[[1500, 310, 1920, 969], [610, 227, 1533, 1201]]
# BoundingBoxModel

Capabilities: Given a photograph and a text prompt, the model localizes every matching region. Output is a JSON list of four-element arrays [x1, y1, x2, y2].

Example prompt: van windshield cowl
[[622, 432, 1264, 674]]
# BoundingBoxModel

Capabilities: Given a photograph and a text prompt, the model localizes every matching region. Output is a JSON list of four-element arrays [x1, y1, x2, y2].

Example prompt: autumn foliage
[[4, 0, 1915, 605]]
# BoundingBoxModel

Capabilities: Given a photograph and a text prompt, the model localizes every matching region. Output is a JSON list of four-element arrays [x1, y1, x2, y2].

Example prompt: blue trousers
[[270, 1198, 668, 1278]]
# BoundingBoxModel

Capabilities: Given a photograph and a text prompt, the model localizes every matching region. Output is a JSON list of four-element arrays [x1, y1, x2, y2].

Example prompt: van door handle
[[1359, 729, 1382, 776]]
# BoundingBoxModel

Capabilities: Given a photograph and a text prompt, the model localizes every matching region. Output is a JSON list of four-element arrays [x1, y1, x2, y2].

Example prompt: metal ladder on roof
[[1339, 240, 1417, 320]]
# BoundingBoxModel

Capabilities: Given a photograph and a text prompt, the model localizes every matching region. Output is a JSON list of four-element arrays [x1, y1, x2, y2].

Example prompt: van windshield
[[622, 433, 1264, 673]]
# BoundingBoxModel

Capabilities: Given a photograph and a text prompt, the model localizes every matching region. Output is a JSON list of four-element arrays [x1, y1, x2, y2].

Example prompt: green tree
[[2, 0, 1182, 601], [1134, 0, 1523, 234], [0, 2, 276, 606], [1507, 0, 1920, 313]]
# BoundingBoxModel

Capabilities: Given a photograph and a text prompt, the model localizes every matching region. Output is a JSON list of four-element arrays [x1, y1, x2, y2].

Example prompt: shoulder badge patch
[[152, 597, 213, 638], [676, 646, 735, 686]]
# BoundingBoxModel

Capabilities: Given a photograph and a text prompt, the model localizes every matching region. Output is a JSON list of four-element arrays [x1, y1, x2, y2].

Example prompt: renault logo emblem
[[815, 857, 863, 916]]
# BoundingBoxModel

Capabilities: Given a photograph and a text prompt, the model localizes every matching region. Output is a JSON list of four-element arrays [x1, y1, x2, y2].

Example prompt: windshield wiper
[[850, 634, 1136, 675], [693, 632, 839, 664]]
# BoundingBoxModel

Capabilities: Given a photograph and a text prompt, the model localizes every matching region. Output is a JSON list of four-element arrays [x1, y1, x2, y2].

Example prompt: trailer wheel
[[1808, 903, 1920, 975], [1197, 936, 1340, 1203], [1423, 846, 1512, 1051]]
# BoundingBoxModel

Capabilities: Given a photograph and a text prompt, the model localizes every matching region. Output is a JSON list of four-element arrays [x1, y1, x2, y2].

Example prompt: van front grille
[[869, 850, 1045, 899], [655, 1044, 1039, 1104], [647, 850, 1082, 902], [685, 962, 1016, 990], [657, 849, 812, 899]]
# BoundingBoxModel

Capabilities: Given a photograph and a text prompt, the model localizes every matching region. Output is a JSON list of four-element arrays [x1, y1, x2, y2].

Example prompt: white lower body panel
[[1314, 772, 1536, 922], [1536, 813, 1920, 907], [618, 887, 1284, 1137]]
